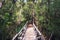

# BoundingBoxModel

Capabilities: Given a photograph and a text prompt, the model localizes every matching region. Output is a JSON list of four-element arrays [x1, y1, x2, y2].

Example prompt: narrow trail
[[22, 27, 36, 40]]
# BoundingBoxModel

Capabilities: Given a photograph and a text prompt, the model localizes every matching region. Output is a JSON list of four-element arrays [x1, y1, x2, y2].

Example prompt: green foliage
[[0, 0, 60, 40]]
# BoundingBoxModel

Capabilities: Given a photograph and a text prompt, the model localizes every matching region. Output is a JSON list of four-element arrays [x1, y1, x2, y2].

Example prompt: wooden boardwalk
[[12, 22, 45, 40]]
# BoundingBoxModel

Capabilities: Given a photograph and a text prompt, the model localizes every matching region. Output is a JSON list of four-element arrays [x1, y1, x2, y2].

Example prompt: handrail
[[33, 23, 42, 35], [12, 21, 28, 40]]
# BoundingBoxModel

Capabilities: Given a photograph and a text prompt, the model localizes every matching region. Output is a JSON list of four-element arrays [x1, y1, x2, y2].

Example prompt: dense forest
[[0, 0, 60, 40]]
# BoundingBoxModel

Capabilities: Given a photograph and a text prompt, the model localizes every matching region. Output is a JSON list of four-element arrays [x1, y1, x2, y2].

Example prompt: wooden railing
[[33, 23, 42, 35], [12, 21, 28, 40]]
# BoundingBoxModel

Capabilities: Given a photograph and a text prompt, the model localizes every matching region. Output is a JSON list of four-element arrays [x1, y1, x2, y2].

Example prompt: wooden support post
[[32, 9, 35, 24]]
